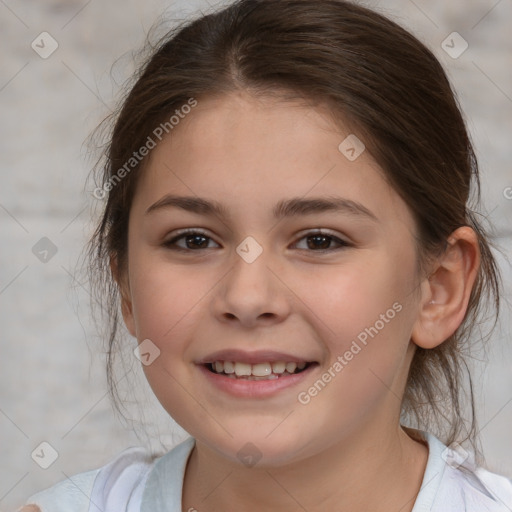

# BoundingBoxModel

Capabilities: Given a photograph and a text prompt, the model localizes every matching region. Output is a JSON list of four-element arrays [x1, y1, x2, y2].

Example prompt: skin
[[113, 91, 479, 512]]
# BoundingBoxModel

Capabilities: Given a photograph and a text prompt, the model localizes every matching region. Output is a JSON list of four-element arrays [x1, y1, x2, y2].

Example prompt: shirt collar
[[141, 428, 449, 512]]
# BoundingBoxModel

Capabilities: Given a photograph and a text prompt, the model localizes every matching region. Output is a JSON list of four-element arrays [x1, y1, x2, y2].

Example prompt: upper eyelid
[[164, 229, 220, 249], [165, 228, 351, 248], [166, 227, 347, 240], [294, 227, 349, 240]]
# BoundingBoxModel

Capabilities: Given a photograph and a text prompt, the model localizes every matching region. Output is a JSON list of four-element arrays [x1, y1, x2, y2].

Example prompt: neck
[[182, 423, 428, 512]]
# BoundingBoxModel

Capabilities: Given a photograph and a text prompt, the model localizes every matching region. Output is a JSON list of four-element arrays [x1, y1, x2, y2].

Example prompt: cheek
[[292, 254, 416, 348], [292, 252, 418, 403], [128, 254, 205, 342], [127, 261, 208, 427]]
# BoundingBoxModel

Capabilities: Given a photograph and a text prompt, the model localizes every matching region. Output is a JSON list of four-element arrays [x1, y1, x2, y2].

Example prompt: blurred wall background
[[1, 0, 511, 510]]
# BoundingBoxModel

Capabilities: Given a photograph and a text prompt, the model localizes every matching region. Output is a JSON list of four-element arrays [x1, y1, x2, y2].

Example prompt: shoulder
[[435, 462, 512, 511], [412, 429, 512, 512], [24, 468, 99, 512], [24, 446, 157, 512]]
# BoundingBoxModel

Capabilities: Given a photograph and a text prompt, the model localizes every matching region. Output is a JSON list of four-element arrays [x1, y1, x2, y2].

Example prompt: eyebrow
[[145, 194, 378, 222]]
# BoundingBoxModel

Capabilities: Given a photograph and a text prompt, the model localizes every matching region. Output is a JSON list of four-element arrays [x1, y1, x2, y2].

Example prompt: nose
[[211, 243, 291, 328]]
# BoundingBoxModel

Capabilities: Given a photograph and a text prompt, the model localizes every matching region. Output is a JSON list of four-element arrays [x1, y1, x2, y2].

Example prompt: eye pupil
[[307, 235, 331, 250], [187, 235, 209, 249]]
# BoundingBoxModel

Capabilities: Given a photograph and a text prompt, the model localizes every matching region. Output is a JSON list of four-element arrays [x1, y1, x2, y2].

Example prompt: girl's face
[[120, 91, 426, 466]]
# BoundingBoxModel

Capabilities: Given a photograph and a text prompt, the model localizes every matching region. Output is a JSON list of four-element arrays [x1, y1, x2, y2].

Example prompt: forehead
[[132, 91, 414, 231], [164, 91, 347, 171]]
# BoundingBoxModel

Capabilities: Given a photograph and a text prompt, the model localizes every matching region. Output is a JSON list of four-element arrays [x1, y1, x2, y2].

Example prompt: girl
[[21, 0, 512, 510]]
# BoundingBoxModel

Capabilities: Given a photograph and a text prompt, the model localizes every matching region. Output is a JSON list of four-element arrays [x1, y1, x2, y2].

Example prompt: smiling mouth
[[205, 361, 317, 380]]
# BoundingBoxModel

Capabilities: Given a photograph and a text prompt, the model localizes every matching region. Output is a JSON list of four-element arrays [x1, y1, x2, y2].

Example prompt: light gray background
[[1, 0, 511, 510]]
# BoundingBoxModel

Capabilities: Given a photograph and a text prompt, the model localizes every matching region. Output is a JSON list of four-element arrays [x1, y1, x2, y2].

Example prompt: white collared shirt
[[25, 430, 512, 511]]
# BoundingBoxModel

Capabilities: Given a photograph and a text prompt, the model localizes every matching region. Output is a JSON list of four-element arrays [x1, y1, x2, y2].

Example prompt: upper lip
[[196, 349, 317, 365]]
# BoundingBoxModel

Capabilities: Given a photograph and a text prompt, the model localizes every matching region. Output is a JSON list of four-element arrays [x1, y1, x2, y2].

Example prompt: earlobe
[[412, 227, 480, 349], [110, 255, 136, 337]]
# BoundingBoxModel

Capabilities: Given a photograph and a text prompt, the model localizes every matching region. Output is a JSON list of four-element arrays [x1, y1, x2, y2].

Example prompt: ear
[[411, 226, 480, 349], [110, 254, 136, 337]]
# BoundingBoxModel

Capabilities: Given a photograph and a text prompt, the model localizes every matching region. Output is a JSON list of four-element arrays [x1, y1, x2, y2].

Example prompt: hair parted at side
[[86, 0, 501, 457]]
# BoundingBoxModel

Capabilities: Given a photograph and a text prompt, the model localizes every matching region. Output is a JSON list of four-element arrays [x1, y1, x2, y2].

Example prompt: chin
[[199, 427, 313, 469]]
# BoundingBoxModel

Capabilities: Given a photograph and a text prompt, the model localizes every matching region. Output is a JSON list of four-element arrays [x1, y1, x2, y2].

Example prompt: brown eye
[[307, 234, 332, 250], [164, 230, 220, 251], [294, 231, 351, 252]]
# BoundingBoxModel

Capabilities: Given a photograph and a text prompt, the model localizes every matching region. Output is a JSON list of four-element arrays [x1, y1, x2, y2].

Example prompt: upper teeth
[[212, 361, 307, 377]]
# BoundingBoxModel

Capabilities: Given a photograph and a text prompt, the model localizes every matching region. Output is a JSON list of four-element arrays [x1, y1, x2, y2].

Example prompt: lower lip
[[197, 363, 318, 398]]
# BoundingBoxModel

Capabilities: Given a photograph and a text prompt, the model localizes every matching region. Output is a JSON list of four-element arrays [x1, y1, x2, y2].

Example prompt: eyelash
[[163, 229, 351, 253]]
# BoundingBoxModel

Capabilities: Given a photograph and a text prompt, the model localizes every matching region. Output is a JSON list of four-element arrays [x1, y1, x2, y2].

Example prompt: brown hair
[[87, 0, 501, 457]]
